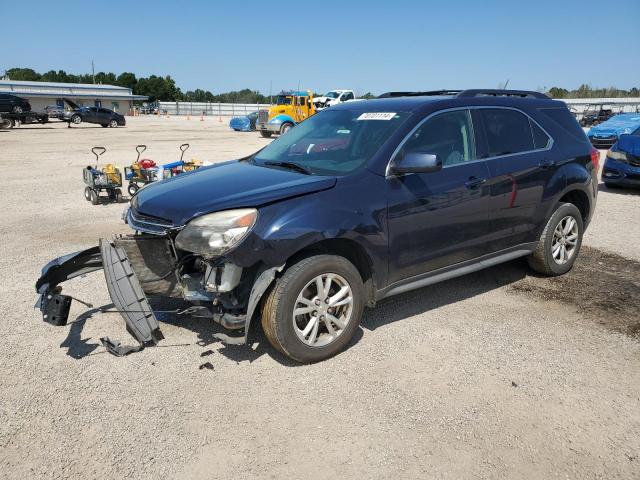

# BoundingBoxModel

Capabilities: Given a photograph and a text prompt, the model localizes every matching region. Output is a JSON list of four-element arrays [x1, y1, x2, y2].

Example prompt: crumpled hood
[[135, 160, 336, 226], [589, 114, 640, 137]]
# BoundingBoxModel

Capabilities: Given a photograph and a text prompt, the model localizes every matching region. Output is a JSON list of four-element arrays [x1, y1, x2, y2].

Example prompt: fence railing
[[158, 102, 271, 116], [156, 98, 640, 118]]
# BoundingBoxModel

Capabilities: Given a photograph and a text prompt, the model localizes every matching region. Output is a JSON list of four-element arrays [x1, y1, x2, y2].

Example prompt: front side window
[[275, 96, 292, 105], [253, 109, 410, 175], [325, 91, 339, 99], [399, 109, 475, 167]]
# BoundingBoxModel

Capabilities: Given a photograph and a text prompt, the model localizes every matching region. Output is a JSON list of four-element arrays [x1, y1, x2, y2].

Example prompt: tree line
[[3, 68, 638, 102], [3, 67, 270, 103]]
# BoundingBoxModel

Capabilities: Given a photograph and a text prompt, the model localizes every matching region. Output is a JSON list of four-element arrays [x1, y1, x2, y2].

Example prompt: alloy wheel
[[551, 215, 578, 265], [293, 273, 353, 347]]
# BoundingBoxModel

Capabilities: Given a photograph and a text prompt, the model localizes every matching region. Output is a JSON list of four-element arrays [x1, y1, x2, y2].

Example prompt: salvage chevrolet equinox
[[36, 89, 599, 363]]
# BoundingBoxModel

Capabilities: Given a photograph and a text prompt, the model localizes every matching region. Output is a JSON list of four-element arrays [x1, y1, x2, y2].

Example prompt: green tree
[[115, 72, 137, 90], [5, 68, 41, 81]]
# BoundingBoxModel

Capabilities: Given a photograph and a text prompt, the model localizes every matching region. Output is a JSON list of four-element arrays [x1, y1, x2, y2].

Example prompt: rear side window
[[538, 107, 587, 141], [478, 109, 534, 156]]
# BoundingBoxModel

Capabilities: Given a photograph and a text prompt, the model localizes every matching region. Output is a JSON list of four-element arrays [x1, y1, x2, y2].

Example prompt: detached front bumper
[[35, 239, 163, 355], [256, 122, 280, 133]]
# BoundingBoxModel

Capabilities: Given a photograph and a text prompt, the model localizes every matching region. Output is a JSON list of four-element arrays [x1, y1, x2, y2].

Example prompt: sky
[[3, 0, 639, 96]]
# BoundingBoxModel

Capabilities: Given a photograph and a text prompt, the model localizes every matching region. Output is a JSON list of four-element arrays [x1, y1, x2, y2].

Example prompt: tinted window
[[633, 126, 640, 137], [539, 107, 587, 141], [479, 109, 533, 157], [530, 120, 551, 149], [401, 110, 475, 166]]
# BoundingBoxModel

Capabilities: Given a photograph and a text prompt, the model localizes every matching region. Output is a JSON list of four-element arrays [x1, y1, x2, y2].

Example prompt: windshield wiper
[[263, 161, 312, 175]]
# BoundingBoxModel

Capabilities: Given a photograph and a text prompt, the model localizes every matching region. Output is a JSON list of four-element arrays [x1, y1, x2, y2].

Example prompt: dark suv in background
[[0, 93, 31, 113], [37, 89, 598, 363]]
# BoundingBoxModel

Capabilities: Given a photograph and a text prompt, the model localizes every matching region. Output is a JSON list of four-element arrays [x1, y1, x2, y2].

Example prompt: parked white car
[[313, 90, 357, 110]]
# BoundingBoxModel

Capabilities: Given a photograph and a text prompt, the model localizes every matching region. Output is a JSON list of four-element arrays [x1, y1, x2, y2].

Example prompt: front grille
[[127, 208, 175, 235], [258, 110, 268, 123]]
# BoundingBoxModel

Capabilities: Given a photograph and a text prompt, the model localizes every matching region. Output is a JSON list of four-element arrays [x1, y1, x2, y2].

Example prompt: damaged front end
[[35, 207, 280, 356]]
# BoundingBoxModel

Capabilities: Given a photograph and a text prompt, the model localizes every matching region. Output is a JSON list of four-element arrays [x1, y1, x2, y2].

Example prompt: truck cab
[[256, 91, 315, 137]]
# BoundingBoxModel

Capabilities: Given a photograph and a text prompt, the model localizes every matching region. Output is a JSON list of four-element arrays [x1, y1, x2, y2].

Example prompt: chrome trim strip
[[385, 105, 555, 177]]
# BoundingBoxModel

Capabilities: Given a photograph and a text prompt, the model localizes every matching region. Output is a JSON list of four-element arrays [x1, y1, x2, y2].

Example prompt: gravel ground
[[0, 117, 638, 479]]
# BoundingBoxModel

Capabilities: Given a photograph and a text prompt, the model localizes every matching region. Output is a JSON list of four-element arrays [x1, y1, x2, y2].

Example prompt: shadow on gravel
[[60, 304, 114, 359], [362, 259, 528, 331], [509, 246, 640, 338], [598, 183, 640, 196], [63, 246, 637, 364]]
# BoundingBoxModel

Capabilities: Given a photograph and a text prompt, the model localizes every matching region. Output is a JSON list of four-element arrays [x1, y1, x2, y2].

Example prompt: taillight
[[590, 147, 600, 172]]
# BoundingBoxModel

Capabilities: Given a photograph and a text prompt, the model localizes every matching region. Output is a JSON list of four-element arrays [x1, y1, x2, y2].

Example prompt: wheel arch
[[283, 238, 377, 307]]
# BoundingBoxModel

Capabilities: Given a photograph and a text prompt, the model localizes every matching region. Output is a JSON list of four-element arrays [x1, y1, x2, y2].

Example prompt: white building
[[0, 80, 147, 113]]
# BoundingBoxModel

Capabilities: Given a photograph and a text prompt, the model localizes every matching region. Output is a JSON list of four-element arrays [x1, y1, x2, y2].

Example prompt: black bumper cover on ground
[[35, 239, 163, 355]]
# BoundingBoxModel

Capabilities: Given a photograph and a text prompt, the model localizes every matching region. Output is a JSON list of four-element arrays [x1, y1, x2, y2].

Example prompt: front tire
[[89, 189, 99, 205], [261, 255, 364, 363], [109, 119, 118, 128], [279, 122, 293, 135], [527, 202, 583, 276], [260, 130, 272, 138], [71, 114, 82, 124], [128, 183, 140, 196]]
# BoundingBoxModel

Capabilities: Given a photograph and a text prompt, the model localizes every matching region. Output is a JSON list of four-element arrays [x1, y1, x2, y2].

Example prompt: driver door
[[386, 109, 491, 283]]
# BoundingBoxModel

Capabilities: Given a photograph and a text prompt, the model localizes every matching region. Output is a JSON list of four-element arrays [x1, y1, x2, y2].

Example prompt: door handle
[[464, 177, 487, 189], [538, 159, 556, 169]]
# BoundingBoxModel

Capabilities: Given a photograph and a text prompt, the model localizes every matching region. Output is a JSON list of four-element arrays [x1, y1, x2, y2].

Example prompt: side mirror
[[389, 151, 442, 175]]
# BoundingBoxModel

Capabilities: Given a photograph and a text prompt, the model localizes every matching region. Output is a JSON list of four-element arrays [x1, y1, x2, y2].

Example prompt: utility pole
[[92, 60, 95, 84]]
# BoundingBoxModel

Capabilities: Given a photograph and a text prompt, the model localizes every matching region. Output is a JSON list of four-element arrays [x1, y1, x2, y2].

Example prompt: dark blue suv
[[36, 90, 599, 363]]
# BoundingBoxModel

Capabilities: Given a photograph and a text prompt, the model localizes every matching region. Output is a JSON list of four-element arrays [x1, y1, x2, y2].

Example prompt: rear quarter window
[[538, 107, 588, 142]]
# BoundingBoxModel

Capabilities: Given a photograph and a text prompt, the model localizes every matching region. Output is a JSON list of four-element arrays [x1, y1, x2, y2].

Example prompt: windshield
[[324, 91, 340, 99], [253, 109, 410, 175], [275, 96, 292, 105]]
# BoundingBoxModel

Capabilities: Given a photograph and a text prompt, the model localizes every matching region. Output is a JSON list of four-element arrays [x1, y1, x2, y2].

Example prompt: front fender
[[226, 173, 388, 288], [268, 114, 296, 126]]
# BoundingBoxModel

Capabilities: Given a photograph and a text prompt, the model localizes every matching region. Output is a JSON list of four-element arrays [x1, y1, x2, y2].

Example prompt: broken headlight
[[175, 208, 257, 256]]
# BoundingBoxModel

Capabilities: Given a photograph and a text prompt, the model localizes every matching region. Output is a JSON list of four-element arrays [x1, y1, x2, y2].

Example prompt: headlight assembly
[[175, 208, 257, 256], [607, 149, 628, 163]]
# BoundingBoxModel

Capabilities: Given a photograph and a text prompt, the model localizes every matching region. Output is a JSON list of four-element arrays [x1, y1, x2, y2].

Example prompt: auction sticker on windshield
[[357, 112, 397, 121]]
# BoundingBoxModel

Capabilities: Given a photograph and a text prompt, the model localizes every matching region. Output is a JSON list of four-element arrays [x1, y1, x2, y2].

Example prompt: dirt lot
[[0, 117, 638, 479]]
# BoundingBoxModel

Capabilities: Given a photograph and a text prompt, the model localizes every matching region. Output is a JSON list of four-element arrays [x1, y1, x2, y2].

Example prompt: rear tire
[[84, 186, 93, 201], [128, 183, 140, 196], [260, 130, 272, 138], [109, 119, 118, 128], [71, 114, 82, 124], [89, 189, 99, 205], [527, 202, 583, 276], [261, 255, 364, 363], [114, 188, 123, 203]]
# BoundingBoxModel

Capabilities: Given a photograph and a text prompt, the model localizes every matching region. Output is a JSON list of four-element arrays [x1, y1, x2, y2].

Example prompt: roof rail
[[457, 89, 549, 99], [378, 90, 462, 98]]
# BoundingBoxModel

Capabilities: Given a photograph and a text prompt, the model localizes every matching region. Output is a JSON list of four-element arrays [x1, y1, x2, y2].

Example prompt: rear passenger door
[[474, 108, 554, 251]]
